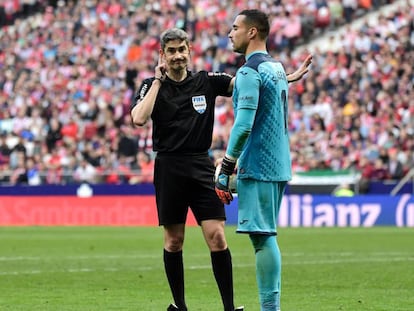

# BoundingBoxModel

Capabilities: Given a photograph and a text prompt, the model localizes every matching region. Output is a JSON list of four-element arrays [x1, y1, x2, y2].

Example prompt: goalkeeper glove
[[215, 156, 236, 204]]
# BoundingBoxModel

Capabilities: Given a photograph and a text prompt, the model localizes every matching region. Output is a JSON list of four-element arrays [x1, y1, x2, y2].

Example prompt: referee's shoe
[[167, 303, 244, 310], [167, 304, 187, 311]]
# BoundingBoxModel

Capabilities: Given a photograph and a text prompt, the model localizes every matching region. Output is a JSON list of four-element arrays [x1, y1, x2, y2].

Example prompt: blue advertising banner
[[226, 194, 414, 227], [0, 184, 413, 227]]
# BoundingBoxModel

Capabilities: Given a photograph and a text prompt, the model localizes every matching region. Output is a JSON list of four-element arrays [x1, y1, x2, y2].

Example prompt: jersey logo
[[139, 83, 149, 100], [192, 95, 207, 114], [208, 72, 232, 78]]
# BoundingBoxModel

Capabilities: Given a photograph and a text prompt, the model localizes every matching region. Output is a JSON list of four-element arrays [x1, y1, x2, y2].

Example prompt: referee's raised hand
[[155, 54, 166, 82]]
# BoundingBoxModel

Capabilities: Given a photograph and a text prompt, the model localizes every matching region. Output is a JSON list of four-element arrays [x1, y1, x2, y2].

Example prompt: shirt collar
[[246, 50, 268, 60]]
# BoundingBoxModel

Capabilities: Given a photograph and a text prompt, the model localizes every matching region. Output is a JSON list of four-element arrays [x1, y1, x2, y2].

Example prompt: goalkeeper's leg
[[250, 234, 281, 311]]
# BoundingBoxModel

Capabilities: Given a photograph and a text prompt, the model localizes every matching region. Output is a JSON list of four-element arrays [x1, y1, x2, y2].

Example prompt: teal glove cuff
[[220, 156, 236, 176]]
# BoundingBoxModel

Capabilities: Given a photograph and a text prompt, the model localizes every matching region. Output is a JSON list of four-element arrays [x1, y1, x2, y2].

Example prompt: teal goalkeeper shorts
[[236, 179, 287, 235]]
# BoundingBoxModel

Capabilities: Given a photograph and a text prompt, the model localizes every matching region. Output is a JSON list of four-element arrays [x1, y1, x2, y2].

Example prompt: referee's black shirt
[[133, 71, 232, 154]]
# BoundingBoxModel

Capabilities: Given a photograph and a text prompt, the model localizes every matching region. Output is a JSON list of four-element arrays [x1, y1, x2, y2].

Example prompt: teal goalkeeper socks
[[250, 235, 281, 311]]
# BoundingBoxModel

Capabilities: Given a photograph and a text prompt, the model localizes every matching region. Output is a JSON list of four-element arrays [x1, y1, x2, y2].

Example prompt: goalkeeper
[[215, 9, 311, 311]]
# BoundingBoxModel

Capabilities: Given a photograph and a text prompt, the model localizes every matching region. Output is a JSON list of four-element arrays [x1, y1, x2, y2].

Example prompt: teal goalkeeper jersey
[[227, 51, 292, 182]]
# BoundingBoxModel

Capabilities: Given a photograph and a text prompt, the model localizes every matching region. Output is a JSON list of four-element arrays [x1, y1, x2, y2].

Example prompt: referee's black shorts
[[154, 152, 226, 226]]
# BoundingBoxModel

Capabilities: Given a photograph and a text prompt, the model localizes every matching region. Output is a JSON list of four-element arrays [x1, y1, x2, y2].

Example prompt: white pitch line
[[0, 251, 411, 262], [0, 256, 413, 276]]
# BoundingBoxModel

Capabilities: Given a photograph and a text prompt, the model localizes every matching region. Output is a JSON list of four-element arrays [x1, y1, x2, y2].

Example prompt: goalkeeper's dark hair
[[238, 9, 270, 40], [160, 28, 189, 51]]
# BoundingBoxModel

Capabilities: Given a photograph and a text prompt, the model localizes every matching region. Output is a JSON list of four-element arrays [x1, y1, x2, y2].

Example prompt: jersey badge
[[192, 95, 207, 114]]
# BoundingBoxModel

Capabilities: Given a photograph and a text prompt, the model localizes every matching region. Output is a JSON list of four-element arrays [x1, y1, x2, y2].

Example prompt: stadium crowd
[[0, 0, 48, 27], [0, 0, 413, 187]]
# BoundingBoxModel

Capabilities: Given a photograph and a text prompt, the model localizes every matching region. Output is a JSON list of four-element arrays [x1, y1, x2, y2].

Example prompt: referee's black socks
[[211, 248, 235, 311], [164, 249, 188, 311]]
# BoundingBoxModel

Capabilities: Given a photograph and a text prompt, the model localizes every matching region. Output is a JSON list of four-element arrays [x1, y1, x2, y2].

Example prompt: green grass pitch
[[0, 226, 413, 310]]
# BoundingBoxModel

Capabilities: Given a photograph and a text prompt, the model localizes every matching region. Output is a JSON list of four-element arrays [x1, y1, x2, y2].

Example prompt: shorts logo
[[192, 95, 207, 114]]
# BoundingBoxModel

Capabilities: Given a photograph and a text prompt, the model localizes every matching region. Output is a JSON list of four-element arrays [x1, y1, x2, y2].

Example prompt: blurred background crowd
[[0, 0, 413, 190]]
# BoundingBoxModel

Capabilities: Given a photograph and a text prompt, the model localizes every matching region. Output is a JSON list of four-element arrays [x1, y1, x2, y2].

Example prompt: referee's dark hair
[[160, 28, 190, 50]]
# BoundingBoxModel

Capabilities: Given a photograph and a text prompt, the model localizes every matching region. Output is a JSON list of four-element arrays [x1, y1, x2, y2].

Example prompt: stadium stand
[[0, 0, 47, 27], [0, 0, 413, 193]]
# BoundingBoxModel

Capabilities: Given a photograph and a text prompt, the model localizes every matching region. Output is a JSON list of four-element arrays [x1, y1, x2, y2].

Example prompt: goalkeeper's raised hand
[[215, 156, 236, 205]]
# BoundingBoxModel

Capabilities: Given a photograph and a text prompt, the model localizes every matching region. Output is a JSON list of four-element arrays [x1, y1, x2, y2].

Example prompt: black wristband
[[220, 156, 236, 175], [154, 77, 163, 83]]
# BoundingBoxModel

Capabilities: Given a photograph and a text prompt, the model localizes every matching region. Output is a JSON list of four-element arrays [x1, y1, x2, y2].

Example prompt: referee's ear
[[188, 44, 193, 57], [159, 49, 165, 59]]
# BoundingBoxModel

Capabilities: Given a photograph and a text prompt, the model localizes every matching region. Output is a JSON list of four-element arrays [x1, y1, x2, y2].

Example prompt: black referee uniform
[[133, 70, 233, 225]]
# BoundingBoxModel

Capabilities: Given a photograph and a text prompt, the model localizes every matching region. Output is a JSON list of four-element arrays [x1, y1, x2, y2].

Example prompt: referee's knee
[[208, 231, 228, 251]]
